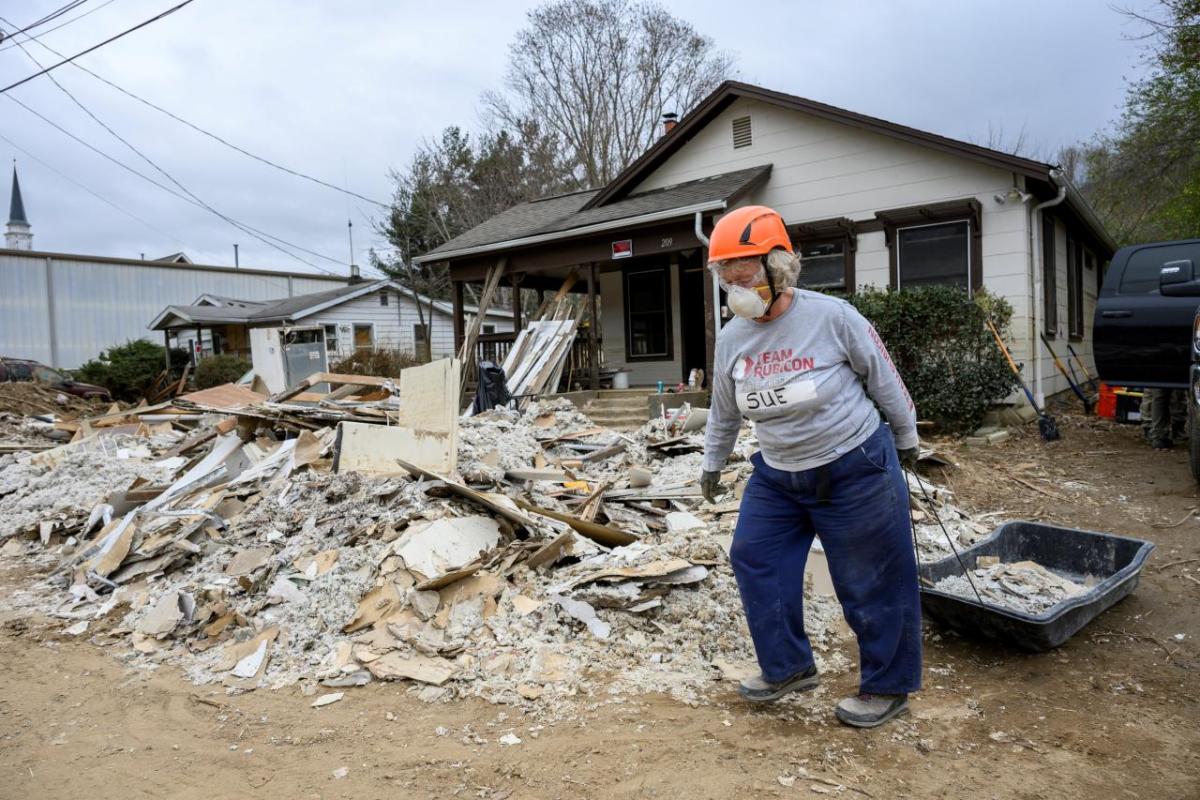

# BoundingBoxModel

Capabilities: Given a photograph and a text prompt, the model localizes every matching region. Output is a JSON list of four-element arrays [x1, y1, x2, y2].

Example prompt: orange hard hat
[[707, 205, 793, 264]]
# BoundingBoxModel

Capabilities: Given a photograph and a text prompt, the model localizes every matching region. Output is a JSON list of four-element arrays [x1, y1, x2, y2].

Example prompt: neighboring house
[[2, 166, 349, 368], [148, 279, 514, 364], [415, 81, 1116, 405]]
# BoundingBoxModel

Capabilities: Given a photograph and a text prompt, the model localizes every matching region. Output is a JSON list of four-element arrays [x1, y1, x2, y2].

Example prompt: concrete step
[[585, 398, 650, 412], [586, 410, 648, 427]]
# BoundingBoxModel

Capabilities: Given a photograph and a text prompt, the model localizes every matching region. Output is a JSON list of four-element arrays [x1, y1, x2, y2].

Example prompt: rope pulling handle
[[905, 465, 985, 607]]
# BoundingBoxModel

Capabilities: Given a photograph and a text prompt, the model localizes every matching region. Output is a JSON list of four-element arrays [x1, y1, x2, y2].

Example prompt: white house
[[149, 279, 514, 364], [415, 81, 1116, 406]]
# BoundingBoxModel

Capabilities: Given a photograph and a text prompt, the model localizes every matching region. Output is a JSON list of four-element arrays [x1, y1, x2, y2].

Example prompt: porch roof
[[414, 164, 772, 265]]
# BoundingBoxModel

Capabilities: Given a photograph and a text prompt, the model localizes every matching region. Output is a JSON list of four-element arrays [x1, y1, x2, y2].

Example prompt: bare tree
[[483, 0, 736, 188]]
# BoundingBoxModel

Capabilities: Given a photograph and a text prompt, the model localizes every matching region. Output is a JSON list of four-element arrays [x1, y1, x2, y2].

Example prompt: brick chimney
[[661, 112, 678, 136]]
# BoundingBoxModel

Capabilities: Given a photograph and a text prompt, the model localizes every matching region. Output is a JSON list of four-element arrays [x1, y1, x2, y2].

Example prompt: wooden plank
[[512, 498, 637, 547]]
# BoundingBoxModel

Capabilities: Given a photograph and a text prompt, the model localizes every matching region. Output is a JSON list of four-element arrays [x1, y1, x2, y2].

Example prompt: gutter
[[1029, 168, 1068, 407], [413, 199, 729, 264]]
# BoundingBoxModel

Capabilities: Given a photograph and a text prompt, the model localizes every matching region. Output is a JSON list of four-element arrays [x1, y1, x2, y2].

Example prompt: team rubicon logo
[[733, 349, 815, 382]]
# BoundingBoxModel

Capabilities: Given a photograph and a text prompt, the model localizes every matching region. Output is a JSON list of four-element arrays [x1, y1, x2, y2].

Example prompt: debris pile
[[934, 560, 1089, 615], [0, 362, 850, 709]]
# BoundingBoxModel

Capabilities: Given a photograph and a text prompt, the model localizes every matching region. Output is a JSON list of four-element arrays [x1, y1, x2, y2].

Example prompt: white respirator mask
[[726, 285, 770, 319], [716, 258, 776, 320]]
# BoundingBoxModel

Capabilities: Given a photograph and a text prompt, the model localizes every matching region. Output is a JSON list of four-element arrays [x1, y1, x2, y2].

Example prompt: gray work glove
[[898, 446, 920, 469], [700, 470, 724, 503]]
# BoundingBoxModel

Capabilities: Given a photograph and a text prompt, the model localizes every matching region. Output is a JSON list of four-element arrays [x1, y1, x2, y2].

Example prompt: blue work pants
[[730, 422, 923, 695]]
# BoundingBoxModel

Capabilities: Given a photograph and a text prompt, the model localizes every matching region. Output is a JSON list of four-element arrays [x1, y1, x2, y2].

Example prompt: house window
[[879, 198, 981, 292], [797, 239, 848, 291], [1043, 214, 1057, 335], [323, 324, 338, 352], [379, 291, 389, 306], [482, 324, 496, 335], [353, 323, 374, 350], [625, 267, 672, 360], [1067, 239, 1085, 339], [896, 221, 971, 291]]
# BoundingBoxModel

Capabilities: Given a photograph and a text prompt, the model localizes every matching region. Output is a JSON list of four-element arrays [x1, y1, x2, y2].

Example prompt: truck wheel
[[1190, 401, 1200, 483]]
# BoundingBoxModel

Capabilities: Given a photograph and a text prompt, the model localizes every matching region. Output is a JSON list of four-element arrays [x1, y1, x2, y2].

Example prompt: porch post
[[702, 255, 717, 389], [587, 261, 599, 391], [195, 325, 202, 365], [510, 272, 523, 333], [452, 279, 465, 354], [163, 330, 171, 372]]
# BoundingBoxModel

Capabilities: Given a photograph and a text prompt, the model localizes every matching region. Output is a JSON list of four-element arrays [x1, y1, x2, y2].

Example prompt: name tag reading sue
[[736, 379, 818, 417]]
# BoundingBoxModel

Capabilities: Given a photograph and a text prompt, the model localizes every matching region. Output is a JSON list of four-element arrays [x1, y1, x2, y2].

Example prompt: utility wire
[[2, 13, 388, 208], [0, 0, 193, 95], [7, 94, 344, 275], [2, 18, 349, 273], [0, 0, 120, 53], [0, 128, 185, 246], [0, 0, 89, 40]]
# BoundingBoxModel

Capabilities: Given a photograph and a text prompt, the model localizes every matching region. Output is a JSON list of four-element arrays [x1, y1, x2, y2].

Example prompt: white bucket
[[612, 370, 630, 389]]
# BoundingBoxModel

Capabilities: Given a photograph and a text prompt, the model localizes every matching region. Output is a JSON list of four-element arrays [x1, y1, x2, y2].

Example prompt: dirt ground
[[2, 413, 1198, 799]]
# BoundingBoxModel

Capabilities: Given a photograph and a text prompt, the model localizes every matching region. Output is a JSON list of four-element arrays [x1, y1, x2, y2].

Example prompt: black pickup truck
[[1093, 238, 1200, 477]]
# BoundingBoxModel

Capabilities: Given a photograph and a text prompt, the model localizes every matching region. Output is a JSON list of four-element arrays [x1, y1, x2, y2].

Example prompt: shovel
[[1040, 333, 1093, 414], [985, 318, 1060, 441]]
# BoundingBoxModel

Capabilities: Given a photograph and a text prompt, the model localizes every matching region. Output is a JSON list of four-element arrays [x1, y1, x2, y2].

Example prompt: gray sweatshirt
[[703, 289, 918, 473]]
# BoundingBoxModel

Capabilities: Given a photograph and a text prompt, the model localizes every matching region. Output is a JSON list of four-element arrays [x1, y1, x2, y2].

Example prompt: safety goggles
[[711, 256, 768, 289]]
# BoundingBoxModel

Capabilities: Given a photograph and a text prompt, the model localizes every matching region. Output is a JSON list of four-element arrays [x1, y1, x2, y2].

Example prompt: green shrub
[[194, 354, 251, 389], [330, 348, 423, 379], [74, 339, 189, 401], [847, 286, 1018, 435]]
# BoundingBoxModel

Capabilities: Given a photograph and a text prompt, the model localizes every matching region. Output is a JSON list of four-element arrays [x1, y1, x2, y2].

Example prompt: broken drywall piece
[[294, 549, 338, 578], [1, 538, 24, 557], [311, 691, 344, 708], [553, 558, 693, 593], [64, 620, 89, 636], [551, 595, 611, 639], [336, 421, 456, 477], [224, 548, 273, 577], [343, 582, 401, 633], [499, 733, 522, 746], [511, 595, 542, 616], [665, 511, 705, 533], [365, 652, 455, 685], [223, 626, 280, 679], [87, 517, 137, 578], [268, 576, 306, 604], [410, 590, 440, 621], [394, 516, 501, 583], [137, 590, 185, 638]]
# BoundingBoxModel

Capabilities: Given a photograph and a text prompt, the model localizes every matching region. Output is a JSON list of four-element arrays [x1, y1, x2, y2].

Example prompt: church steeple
[[5, 164, 33, 250]]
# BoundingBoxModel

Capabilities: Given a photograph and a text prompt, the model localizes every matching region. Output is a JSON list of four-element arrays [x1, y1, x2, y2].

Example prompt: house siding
[[0, 249, 340, 368], [295, 287, 513, 362], [628, 97, 1060, 399]]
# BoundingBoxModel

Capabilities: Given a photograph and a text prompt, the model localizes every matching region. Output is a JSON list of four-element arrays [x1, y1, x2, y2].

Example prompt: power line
[[1, 17, 350, 273], [0, 0, 193, 95], [0, 0, 120, 53], [7, 94, 346, 275], [1, 13, 388, 208], [0, 129, 185, 245], [0, 0, 89, 40]]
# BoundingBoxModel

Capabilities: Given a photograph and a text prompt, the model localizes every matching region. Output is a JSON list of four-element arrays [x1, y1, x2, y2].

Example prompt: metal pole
[[233, 243, 239, 268]]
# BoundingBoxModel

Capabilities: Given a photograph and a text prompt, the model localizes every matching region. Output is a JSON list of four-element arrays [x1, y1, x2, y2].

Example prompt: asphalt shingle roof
[[421, 164, 772, 259]]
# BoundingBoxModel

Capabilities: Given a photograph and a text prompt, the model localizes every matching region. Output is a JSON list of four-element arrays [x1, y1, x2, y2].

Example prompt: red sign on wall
[[611, 239, 633, 259]]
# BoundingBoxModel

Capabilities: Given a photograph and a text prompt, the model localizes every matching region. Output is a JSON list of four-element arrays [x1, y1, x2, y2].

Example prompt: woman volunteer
[[701, 205, 922, 728]]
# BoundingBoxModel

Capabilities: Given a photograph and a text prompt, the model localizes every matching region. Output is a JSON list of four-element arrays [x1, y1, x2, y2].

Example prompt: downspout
[[1029, 168, 1067, 407], [696, 211, 721, 334]]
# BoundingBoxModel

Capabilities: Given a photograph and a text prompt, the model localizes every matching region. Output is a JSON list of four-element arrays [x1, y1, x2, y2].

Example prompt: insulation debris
[[934, 560, 1089, 615]]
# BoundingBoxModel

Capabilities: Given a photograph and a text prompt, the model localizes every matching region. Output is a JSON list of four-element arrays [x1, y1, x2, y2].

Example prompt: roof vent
[[732, 115, 752, 149]]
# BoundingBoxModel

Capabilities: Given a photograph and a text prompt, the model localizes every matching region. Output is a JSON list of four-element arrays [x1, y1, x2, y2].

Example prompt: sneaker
[[738, 665, 819, 703], [834, 693, 909, 728], [1152, 437, 1174, 450]]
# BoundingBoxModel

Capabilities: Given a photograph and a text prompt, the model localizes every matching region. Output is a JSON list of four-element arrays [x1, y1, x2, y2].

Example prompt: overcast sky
[[0, 0, 1156, 277]]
